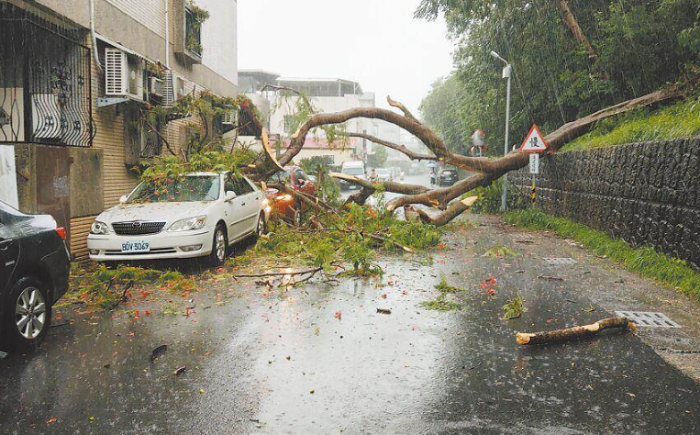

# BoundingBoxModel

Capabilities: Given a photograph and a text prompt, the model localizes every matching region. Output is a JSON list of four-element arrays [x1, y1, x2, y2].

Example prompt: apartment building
[[239, 71, 385, 165], [0, 0, 238, 258]]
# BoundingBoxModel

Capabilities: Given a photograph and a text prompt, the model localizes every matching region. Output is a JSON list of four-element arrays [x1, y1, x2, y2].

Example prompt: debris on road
[[149, 345, 168, 362], [516, 317, 635, 346], [538, 275, 566, 281], [174, 366, 187, 376], [376, 308, 392, 315]]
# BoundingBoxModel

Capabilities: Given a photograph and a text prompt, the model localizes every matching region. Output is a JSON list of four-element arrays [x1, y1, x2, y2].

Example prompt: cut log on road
[[413, 196, 479, 226], [516, 317, 636, 346]]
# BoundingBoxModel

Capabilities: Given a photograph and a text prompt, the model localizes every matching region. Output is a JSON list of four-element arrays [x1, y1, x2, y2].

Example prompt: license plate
[[121, 241, 150, 253]]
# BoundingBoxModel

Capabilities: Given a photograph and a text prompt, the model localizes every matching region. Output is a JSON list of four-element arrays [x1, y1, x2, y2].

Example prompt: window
[[185, 8, 203, 57], [128, 176, 220, 203], [271, 171, 291, 184], [228, 174, 254, 196], [295, 169, 308, 182]]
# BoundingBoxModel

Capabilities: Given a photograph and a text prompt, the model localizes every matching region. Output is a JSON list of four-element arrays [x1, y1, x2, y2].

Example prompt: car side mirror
[[225, 191, 236, 202], [119, 195, 128, 205]]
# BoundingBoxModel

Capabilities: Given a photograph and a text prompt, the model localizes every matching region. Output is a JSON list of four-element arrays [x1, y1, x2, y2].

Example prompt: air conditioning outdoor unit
[[222, 109, 238, 126], [149, 77, 164, 99], [163, 72, 185, 107], [105, 47, 144, 101]]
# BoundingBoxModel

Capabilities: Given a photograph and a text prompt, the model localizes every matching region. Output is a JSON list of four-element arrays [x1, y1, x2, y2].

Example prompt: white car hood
[[97, 201, 213, 225]]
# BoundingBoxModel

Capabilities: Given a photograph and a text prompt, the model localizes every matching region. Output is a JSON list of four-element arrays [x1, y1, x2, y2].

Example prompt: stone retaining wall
[[510, 139, 700, 267]]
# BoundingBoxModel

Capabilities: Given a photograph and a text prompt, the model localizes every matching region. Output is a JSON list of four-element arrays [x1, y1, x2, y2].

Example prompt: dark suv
[[438, 169, 459, 186], [0, 201, 70, 351]]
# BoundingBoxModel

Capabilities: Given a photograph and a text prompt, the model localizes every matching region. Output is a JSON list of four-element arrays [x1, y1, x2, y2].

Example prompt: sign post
[[520, 125, 549, 207]]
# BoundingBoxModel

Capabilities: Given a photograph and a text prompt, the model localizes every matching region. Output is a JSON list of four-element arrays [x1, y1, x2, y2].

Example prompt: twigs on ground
[[234, 267, 323, 279]]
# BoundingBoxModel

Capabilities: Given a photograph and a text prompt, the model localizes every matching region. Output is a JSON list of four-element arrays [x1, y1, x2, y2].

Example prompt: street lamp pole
[[490, 51, 512, 212]]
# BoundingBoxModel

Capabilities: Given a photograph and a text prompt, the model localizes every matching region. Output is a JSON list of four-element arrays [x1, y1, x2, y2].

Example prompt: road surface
[[1, 215, 699, 434]]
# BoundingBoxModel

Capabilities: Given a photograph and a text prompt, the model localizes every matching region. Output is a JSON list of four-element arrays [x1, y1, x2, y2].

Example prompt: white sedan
[[88, 172, 269, 266]]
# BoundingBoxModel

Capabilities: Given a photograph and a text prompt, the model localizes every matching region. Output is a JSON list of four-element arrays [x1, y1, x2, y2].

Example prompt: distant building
[[239, 72, 380, 165]]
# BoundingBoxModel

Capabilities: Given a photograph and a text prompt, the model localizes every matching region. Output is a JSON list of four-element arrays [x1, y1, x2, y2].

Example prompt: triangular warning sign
[[520, 125, 549, 153]]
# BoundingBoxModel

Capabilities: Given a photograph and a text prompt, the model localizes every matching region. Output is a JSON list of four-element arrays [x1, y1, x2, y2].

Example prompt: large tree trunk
[[554, 0, 598, 63], [261, 85, 681, 226]]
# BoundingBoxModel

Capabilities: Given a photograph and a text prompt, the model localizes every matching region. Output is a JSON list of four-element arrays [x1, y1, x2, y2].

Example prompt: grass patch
[[504, 210, 700, 300], [562, 98, 700, 152]]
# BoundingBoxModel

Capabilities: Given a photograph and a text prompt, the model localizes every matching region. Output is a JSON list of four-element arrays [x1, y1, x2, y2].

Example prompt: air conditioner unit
[[149, 77, 164, 99], [163, 72, 185, 107], [222, 110, 238, 126], [105, 47, 144, 101]]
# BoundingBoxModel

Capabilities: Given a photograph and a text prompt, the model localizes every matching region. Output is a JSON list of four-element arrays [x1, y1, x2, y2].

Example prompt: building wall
[[510, 139, 700, 267], [104, 0, 166, 37], [198, 0, 237, 87], [30, 0, 238, 97], [293, 148, 355, 167]]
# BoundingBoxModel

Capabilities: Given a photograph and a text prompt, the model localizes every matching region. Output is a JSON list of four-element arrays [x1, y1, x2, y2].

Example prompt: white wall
[[104, 0, 166, 37], [269, 93, 376, 137], [198, 0, 238, 87]]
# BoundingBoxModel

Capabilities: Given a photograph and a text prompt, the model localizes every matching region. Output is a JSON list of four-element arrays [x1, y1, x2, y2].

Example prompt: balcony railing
[[0, 6, 93, 148]]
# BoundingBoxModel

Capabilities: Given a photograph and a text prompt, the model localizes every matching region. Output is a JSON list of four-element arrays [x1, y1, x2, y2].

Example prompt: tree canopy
[[418, 0, 700, 156]]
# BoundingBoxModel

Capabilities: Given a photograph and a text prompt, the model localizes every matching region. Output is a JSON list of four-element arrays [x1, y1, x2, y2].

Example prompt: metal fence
[[0, 6, 93, 148]]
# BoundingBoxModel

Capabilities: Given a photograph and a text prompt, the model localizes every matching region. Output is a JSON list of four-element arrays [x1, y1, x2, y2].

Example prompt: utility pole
[[490, 51, 512, 212]]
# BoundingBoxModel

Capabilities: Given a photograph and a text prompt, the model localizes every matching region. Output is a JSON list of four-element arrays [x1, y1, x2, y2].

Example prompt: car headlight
[[168, 216, 207, 232], [91, 221, 110, 235]]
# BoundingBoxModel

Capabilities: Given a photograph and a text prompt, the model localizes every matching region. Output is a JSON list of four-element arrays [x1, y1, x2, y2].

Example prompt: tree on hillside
[[415, 0, 700, 157]]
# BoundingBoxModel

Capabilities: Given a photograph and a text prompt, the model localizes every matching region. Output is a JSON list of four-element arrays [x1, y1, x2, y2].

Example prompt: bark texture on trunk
[[554, 0, 598, 62], [517, 317, 635, 345]]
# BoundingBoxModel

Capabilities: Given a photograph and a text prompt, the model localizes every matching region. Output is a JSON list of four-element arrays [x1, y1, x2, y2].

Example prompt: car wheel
[[3, 277, 52, 352], [209, 225, 228, 267], [254, 213, 266, 240]]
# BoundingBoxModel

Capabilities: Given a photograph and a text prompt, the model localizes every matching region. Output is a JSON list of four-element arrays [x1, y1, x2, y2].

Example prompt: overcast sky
[[237, 0, 455, 116]]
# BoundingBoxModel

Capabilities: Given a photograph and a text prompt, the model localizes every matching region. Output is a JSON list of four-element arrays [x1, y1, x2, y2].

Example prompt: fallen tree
[[255, 84, 681, 226]]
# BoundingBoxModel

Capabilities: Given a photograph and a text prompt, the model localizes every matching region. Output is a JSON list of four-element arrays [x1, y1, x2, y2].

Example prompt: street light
[[490, 51, 512, 212]]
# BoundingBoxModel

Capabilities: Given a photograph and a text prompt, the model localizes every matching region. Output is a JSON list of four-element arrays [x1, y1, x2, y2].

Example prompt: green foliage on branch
[[247, 204, 442, 275], [65, 264, 195, 309]]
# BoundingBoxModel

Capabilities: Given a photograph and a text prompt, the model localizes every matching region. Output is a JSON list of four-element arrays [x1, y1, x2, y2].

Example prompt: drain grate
[[543, 257, 578, 265], [615, 311, 682, 328]]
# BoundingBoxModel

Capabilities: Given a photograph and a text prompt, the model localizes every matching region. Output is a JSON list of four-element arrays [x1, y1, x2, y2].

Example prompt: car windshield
[[128, 176, 221, 203], [273, 171, 291, 183], [443, 170, 457, 175], [343, 167, 364, 176]]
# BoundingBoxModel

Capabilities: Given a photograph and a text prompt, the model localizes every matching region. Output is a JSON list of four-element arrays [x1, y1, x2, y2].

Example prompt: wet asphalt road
[[1, 212, 700, 433]]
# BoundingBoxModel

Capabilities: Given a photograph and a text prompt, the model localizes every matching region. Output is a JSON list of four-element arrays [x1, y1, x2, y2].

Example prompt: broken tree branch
[[345, 132, 437, 161], [412, 196, 480, 226], [235, 267, 323, 279], [387, 96, 419, 122], [516, 317, 636, 346]]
